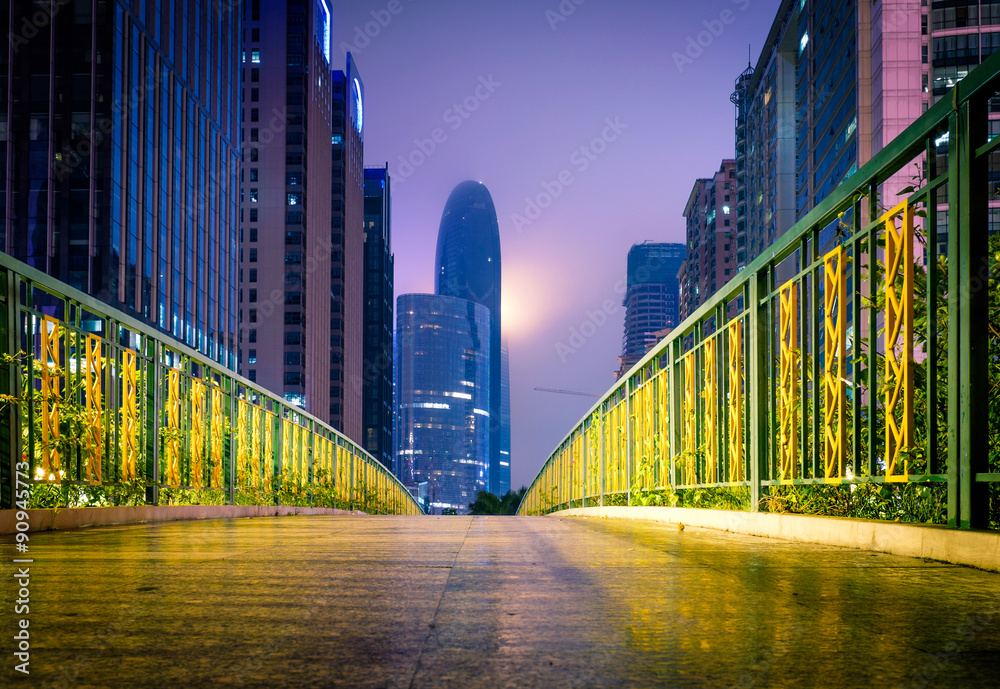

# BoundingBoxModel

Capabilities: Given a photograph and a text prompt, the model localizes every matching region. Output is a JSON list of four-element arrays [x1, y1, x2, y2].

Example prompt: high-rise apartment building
[[1, 0, 241, 368], [733, 0, 924, 268], [362, 165, 394, 470], [434, 181, 509, 495], [395, 294, 490, 514], [924, 1, 1000, 241], [679, 161, 737, 321], [239, 0, 335, 418], [617, 242, 686, 379], [329, 56, 365, 441]]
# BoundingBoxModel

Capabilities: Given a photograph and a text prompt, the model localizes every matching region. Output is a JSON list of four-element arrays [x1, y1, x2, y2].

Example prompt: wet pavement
[[3, 514, 999, 688]]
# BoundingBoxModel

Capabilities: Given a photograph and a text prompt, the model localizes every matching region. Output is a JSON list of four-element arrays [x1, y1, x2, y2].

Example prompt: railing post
[[0, 268, 18, 510], [626, 378, 633, 506], [749, 270, 768, 511], [599, 399, 605, 507], [949, 96, 990, 529], [669, 339, 681, 492], [145, 339, 161, 506]]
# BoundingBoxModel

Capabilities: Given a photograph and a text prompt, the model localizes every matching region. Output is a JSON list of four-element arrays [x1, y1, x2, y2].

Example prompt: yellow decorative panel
[[166, 369, 181, 487], [881, 201, 914, 481], [682, 351, 697, 486], [823, 247, 847, 482], [211, 386, 223, 489], [703, 338, 717, 484], [84, 335, 103, 484], [727, 321, 743, 482], [252, 406, 262, 489], [282, 419, 292, 486], [263, 411, 274, 487], [237, 399, 249, 485], [121, 350, 138, 481], [40, 315, 61, 477], [190, 378, 204, 488], [777, 281, 798, 482], [656, 369, 670, 487]]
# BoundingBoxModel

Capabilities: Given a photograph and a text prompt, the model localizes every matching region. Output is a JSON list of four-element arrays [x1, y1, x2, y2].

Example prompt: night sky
[[331, 0, 781, 489]]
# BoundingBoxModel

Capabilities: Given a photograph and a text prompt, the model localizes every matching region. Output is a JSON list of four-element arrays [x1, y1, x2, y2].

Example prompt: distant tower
[[617, 242, 686, 379], [434, 181, 509, 494]]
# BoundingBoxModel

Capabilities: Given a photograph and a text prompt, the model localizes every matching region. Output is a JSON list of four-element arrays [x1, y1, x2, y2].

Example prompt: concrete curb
[[0, 505, 366, 534], [550, 506, 1000, 573]]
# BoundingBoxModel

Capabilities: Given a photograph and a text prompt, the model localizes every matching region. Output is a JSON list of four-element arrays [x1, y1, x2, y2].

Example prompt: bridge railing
[[0, 254, 422, 516], [519, 52, 1000, 529]]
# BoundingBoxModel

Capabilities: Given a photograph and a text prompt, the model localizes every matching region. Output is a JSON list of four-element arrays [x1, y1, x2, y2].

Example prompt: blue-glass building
[[395, 294, 490, 514], [618, 242, 686, 378], [0, 0, 241, 369], [434, 181, 509, 495]]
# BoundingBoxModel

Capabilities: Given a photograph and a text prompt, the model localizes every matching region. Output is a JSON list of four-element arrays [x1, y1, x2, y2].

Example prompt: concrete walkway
[[3, 515, 999, 688]]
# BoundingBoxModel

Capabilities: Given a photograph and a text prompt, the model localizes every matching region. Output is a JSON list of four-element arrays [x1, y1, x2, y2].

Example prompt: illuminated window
[[251, 50, 261, 64]]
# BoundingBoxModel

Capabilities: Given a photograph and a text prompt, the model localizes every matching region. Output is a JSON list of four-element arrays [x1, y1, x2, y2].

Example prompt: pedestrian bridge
[[3, 35, 1000, 689], [5, 514, 999, 688]]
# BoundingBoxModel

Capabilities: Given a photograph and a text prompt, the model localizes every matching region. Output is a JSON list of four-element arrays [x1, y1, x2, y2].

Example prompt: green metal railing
[[520, 52, 1000, 529], [0, 253, 422, 515]]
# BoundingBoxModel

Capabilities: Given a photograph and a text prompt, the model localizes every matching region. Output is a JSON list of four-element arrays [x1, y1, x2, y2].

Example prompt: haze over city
[[333, 0, 780, 487]]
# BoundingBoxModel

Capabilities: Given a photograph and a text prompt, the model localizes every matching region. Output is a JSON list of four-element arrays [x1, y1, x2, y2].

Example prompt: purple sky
[[331, 0, 780, 489]]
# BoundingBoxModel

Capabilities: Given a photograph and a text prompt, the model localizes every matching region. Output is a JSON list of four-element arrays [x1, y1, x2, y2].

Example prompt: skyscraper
[[617, 242, 686, 379], [679, 161, 737, 320], [362, 165, 394, 471], [239, 0, 335, 417], [1, 0, 241, 369], [330, 54, 365, 441], [395, 294, 490, 514], [434, 181, 509, 495]]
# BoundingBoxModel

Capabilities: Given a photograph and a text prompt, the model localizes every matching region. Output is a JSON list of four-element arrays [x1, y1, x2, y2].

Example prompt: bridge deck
[[6, 515, 999, 688]]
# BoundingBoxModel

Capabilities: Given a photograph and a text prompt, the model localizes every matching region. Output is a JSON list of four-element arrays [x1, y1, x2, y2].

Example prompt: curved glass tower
[[395, 294, 490, 514], [434, 181, 509, 494]]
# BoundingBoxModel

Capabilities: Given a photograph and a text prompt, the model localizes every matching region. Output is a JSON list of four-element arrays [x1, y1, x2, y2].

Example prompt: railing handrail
[[521, 49, 1000, 522], [0, 249, 421, 513]]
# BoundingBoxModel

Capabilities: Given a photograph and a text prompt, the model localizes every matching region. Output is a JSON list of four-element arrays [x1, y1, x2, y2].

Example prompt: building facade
[[239, 0, 334, 418], [679, 160, 737, 321], [362, 165, 394, 470], [733, 0, 924, 269], [434, 181, 509, 495], [395, 294, 490, 514], [617, 242, 686, 379], [1, 0, 241, 368], [329, 55, 365, 441]]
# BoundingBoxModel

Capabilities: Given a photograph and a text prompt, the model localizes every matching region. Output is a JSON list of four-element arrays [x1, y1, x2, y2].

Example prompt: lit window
[[248, 349, 257, 364], [251, 50, 261, 63], [250, 189, 258, 202], [287, 192, 302, 206], [722, 205, 730, 214], [331, 135, 342, 145], [799, 32, 808, 54]]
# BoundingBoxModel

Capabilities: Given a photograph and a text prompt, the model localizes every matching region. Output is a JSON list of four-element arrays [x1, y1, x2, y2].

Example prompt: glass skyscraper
[[617, 242, 686, 378], [1, 0, 241, 368], [395, 294, 490, 514], [434, 181, 509, 495]]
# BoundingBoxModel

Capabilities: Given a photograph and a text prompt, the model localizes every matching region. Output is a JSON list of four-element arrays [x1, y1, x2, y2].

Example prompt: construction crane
[[533, 387, 601, 398]]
